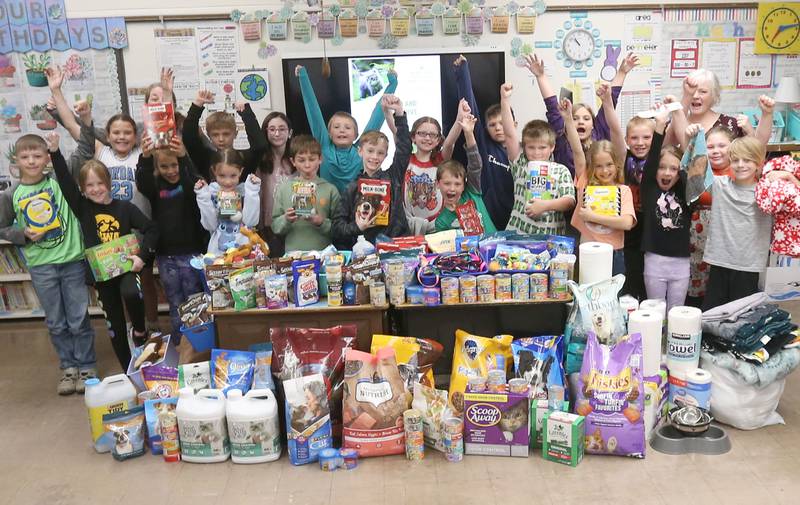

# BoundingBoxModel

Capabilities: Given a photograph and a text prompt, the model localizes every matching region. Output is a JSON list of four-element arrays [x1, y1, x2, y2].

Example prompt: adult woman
[[258, 112, 294, 257]]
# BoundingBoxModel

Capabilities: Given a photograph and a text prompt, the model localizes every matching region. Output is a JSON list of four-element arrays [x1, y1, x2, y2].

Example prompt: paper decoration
[[490, 6, 509, 34], [465, 8, 484, 36], [366, 9, 386, 38], [462, 33, 481, 46], [340, 0, 356, 6], [443, 8, 462, 35], [516, 6, 536, 34], [415, 8, 435, 36], [239, 20, 262, 41], [317, 11, 336, 38], [257, 41, 278, 59], [390, 8, 411, 37], [292, 12, 311, 42], [267, 13, 288, 40], [340, 9, 359, 37], [378, 33, 399, 49]]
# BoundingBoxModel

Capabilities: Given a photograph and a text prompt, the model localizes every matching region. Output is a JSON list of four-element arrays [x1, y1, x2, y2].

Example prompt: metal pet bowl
[[651, 406, 731, 455], [669, 405, 713, 435]]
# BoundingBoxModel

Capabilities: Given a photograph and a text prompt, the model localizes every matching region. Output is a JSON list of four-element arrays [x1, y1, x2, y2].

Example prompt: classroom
[[0, 0, 799, 503]]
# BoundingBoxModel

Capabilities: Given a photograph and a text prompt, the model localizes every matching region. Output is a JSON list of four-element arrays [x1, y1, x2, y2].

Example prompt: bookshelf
[[0, 239, 169, 320]]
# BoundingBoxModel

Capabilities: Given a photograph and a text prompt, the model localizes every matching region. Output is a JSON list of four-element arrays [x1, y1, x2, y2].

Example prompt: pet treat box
[[126, 334, 179, 392], [84, 234, 140, 282], [464, 391, 530, 457], [291, 181, 317, 218], [583, 186, 621, 216], [356, 178, 391, 226], [530, 399, 570, 448], [542, 411, 584, 467], [142, 102, 176, 148]]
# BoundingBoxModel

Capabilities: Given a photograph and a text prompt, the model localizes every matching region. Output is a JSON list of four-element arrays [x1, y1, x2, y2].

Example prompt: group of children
[[0, 52, 785, 396]]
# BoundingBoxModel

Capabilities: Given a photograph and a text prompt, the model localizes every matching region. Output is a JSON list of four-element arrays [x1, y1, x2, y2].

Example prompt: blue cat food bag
[[512, 335, 566, 400], [211, 349, 255, 395], [283, 373, 332, 465], [249, 343, 275, 390]]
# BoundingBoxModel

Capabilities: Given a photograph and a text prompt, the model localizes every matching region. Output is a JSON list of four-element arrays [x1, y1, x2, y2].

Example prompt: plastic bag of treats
[[412, 382, 450, 452], [178, 293, 211, 328], [576, 332, 645, 458], [512, 336, 566, 400], [564, 275, 626, 374], [205, 264, 237, 310], [103, 406, 147, 461], [265, 274, 289, 309], [249, 343, 275, 390], [370, 334, 444, 388], [178, 361, 211, 392], [211, 349, 255, 395], [141, 365, 179, 399], [292, 259, 320, 307], [342, 347, 410, 457], [284, 373, 333, 465], [253, 259, 276, 308], [144, 397, 178, 455], [229, 266, 256, 311], [449, 330, 513, 415]]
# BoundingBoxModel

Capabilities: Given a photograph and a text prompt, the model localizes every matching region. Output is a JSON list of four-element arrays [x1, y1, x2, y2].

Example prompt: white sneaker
[[76, 368, 98, 394], [58, 367, 78, 396]]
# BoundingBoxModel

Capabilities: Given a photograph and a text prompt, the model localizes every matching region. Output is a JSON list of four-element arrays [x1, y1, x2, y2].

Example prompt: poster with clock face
[[552, 12, 605, 78], [755, 2, 800, 54]]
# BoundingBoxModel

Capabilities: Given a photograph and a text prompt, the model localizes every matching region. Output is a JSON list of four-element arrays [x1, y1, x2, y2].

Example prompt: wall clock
[[756, 3, 800, 54], [554, 14, 603, 71]]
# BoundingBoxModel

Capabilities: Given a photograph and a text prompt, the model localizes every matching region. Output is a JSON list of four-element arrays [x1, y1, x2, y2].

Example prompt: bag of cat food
[[343, 347, 410, 457], [564, 275, 626, 374], [370, 334, 444, 389], [211, 349, 255, 395], [144, 397, 179, 455], [229, 266, 256, 311], [512, 336, 566, 400], [576, 332, 645, 458], [284, 373, 333, 465], [249, 343, 275, 390], [103, 406, 146, 461], [449, 330, 513, 415], [270, 325, 357, 437], [412, 382, 450, 452]]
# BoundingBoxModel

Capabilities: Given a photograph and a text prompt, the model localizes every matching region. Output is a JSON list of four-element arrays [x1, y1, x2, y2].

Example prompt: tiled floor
[[2, 315, 800, 505]]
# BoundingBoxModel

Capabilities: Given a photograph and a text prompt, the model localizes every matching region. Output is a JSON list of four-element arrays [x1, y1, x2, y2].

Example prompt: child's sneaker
[[58, 367, 78, 396], [76, 368, 98, 394]]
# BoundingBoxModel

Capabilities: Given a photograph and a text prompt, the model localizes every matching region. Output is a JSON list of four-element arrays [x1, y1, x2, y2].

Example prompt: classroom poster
[[196, 26, 240, 80], [236, 68, 271, 109], [154, 28, 200, 114], [700, 39, 738, 89], [670, 39, 699, 78], [737, 38, 773, 88]]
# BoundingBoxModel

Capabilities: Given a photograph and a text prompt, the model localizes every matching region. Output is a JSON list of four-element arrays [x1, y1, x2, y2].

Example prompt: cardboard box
[[530, 400, 570, 448], [84, 234, 140, 282], [464, 391, 530, 457], [542, 411, 585, 467]]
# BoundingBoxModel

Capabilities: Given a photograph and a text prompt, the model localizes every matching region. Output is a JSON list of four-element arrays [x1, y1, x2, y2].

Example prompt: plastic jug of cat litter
[[176, 387, 230, 463], [352, 235, 375, 260], [226, 389, 281, 464], [85, 374, 137, 453]]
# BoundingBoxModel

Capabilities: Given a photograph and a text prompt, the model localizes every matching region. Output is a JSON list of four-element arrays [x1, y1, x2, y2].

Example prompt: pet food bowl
[[650, 406, 731, 455], [669, 406, 713, 435]]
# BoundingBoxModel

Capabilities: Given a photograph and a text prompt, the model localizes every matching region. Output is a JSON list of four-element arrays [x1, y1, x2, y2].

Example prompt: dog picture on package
[[343, 347, 410, 457]]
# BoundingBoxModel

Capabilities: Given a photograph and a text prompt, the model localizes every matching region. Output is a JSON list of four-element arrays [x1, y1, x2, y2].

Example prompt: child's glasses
[[268, 127, 289, 134], [415, 131, 439, 138]]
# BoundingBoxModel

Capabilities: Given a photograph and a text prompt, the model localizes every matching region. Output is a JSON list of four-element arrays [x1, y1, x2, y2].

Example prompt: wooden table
[[212, 301, 388, 351], [390, 297, 571, 375]]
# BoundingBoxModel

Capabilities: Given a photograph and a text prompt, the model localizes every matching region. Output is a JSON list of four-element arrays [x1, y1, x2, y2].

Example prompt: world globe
[[239, 73, 268, 101]]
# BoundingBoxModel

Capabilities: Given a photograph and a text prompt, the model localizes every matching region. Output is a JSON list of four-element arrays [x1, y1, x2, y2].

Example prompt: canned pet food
[[440, 277, 460, 305], [549, 260, 570, 300], [443, 417, 463, 462], [388, 285, 405, 305], [511, 273, 530, 300], [319, 448, 341, 471], [406, 285, 424, 305], [339, 448, 359, 470], [530, 273, 548, 300], [422, 287, 440, 306], [370, 282, 386, 306], [477, 275, 495, 302], [495, 274, 512, 301], [404, 409, 425, 461], [487, 369, 507, 392], [459, 275, 477, 303], [385, 260, 405, 287], [468, 376, 487, 393], [508, 378, 529, 394]]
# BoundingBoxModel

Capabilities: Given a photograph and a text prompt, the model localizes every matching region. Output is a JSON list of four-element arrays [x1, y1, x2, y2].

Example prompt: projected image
[[350, 58, 394, 101]]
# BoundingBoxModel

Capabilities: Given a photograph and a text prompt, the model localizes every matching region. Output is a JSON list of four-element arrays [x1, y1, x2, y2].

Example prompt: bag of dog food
[[292, 259, 320, 307], [576, 332, 645, 458], [178, 361, 211, 392], [343, 347, 410, 457], [412, 382, 450, 452], [284, 373, 333, 465], [249, 343, 275, 390], [449, 330, 513, 415], [229, 266, 256, 311], [512, 335, 566, 400], [370, 334, 444, 388], [211, 349, 255, 395], [103, 406, 146, 461], [565, 275, 626, 374], [144, 397, 179, 455]]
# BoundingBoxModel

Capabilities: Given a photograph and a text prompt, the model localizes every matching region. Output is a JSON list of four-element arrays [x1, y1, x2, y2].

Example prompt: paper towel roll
[[628, 310, 663, 377], [666, 306, 702, 376], [619, 295, 640, 324], [579, 242, 613, 285], [639, 299, 667, 321], [685, 368, 712, 410]]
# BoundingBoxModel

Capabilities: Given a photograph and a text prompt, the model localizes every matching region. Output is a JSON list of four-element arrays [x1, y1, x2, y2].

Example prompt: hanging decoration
[[390, 8, 411, 37], [367, 9, 386, 38], [415, 8, 435, 36], [339, 9, 359, 37], [490, 6, 510, 33]]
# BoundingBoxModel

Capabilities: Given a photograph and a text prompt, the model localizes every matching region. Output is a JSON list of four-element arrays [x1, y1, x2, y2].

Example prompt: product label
[[229, 419, 280, 458], [177, 418, 230, 458], [667, 332, 700, 361], [88, 400, 130, 443], [547, 418, 571, 446], [355, 379, 393, 407]]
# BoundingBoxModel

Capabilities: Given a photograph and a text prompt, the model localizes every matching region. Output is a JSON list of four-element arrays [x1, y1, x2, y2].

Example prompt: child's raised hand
[[45, 132, 60, 153], [558, 98, 573, 121], [500, 83, 514, 100], [759, 95, 776, 114], [619, 52, 640, 74], [596, 83, 612, 102], [160, 67, 174, 91], [388, 67, 398, 78], [525, 54, 545, 77], [685, 123, 701, 139], [453, 54, 467, 67], [73, 100, 92, 125], [194, 179, 207, 191], [459, 113, 477, 133], [46, 96, 56, 111], [45, 66, 64, 91], [381, 94, 403, 114], [168, 135, 186, 157], [194, 89, 214, 107], [129, 255, 145, 273], [737, 114, 755, 136], [285, 207, 298, 223], [141, 133, 154, 157], [234, 101, 246, 113], [458, 98, 471, 117], [248, 174, 261, 185], [295, 65, 305, 77], [23, 227, 45, 242], [356, 210, 377, 231]]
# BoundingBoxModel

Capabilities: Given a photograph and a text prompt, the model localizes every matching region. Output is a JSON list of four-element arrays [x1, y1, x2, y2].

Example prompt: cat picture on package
[[498, 400, 529, 442], [288, 378, 329, 433]]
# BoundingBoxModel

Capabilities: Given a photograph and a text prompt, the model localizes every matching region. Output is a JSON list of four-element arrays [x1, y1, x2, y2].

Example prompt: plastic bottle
[[176, 388, 230, 463], [351, 235, 375, 260], [84, 374, 137, 453], [226, 389, 281, 463]]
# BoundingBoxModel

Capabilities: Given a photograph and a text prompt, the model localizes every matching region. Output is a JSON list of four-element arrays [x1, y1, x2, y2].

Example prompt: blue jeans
[[157, 255, 205, 339], [29, 260, 96, 370]]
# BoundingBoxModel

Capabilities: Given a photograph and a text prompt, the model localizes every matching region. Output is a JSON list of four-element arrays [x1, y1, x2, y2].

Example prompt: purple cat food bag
[[576, 332, 645, 458]]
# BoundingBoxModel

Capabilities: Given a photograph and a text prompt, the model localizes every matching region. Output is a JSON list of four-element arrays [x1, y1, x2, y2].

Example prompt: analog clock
[[563, 28, 596, 62], [760, 7, 800, 50]]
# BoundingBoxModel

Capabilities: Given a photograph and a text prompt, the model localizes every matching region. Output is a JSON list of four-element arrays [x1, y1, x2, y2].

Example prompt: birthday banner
[[0, 0, 128, 54]]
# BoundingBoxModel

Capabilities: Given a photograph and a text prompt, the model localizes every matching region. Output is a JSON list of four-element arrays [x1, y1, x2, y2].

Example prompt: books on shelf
[[0, 247, 25, 274], [0, 282, 38, 313]]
